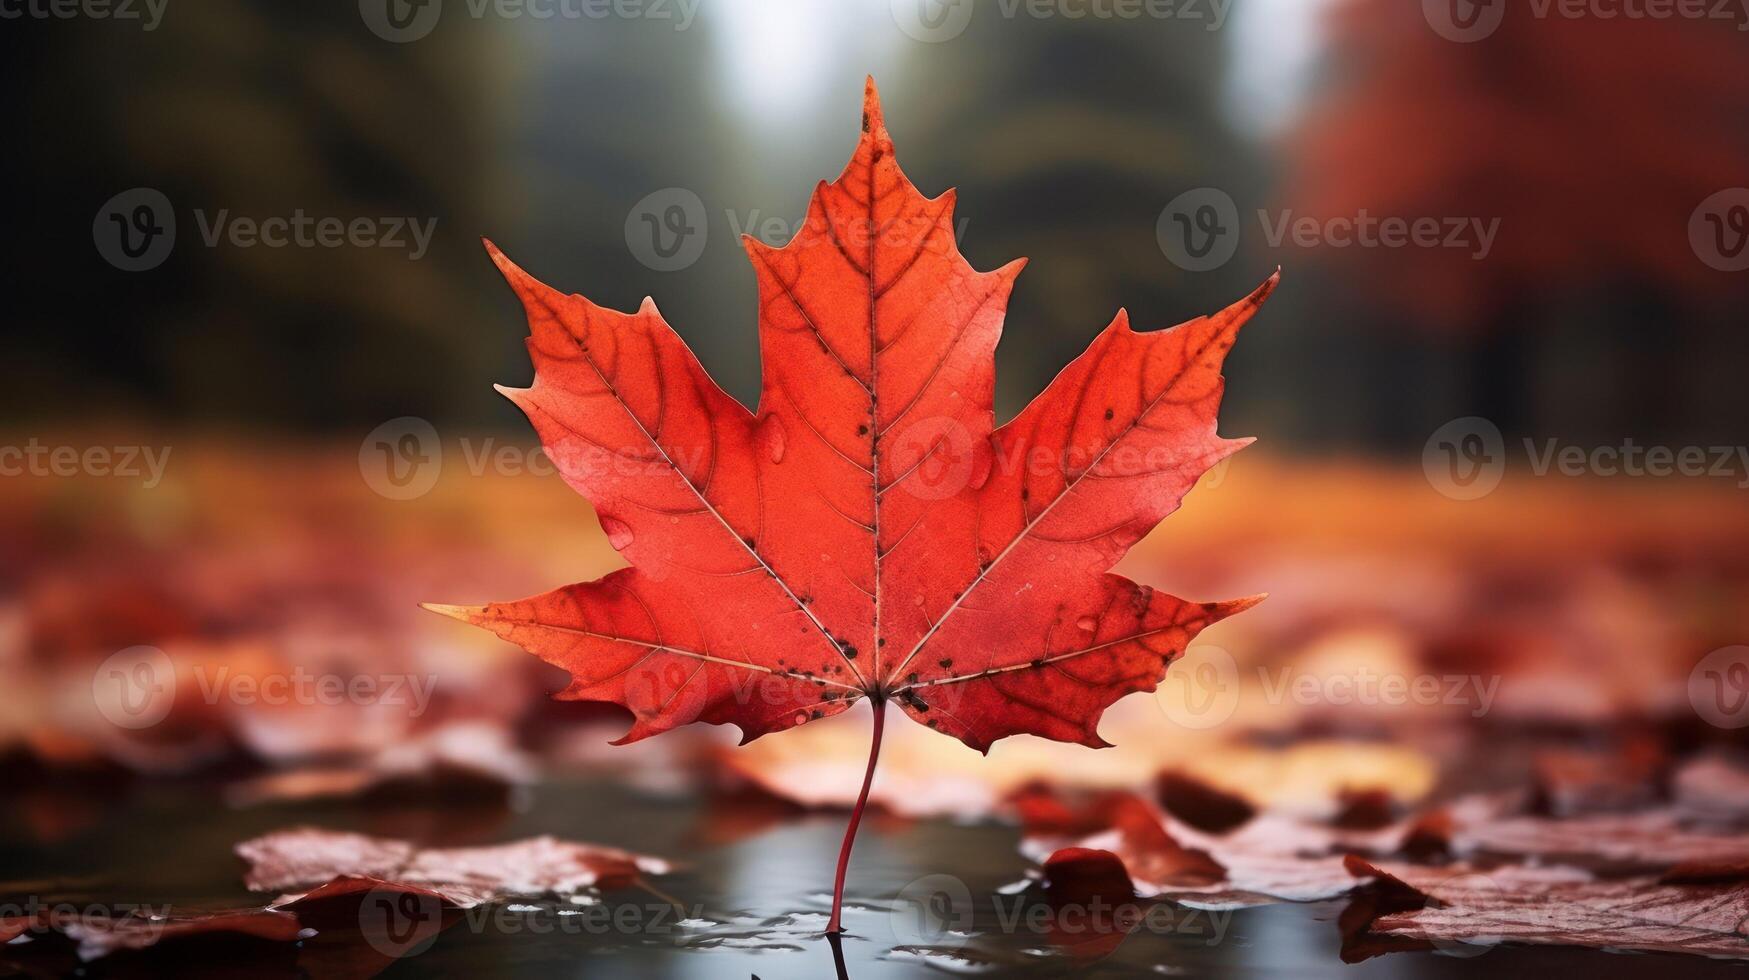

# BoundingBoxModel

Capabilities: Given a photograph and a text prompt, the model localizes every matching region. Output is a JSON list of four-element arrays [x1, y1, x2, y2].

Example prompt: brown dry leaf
[[1445, 793, 1749, 873], [237, 828, 669, 908], [1344, 855, 1749, 960]]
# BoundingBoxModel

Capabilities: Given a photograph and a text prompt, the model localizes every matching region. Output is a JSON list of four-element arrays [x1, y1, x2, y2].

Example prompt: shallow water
[[2, 775, 1738, 978]]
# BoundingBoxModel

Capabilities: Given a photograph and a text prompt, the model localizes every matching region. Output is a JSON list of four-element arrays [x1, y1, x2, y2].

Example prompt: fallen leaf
[[1017, 787, 1367, 907], [236, 828, 668, 908], [1155, 770, 1256, 834], [1343, 855, 1749, 960], [1444, 794, 1749, 873], [1039, 847, 1141, 960]]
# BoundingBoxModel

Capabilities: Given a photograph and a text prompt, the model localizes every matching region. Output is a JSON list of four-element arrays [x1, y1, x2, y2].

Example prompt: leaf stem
[[826, 695, 885, 935]]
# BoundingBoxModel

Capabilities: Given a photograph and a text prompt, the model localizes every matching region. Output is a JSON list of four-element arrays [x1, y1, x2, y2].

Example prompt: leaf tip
[[1224, 593, 1268, 616], [1248, 269, 1282, 307], [420, 602, 485, 624], [482, 238, 533, 288], [861, 76, 885, 134]]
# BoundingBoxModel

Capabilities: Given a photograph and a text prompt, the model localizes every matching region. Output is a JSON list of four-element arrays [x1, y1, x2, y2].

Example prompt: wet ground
[[3, 775, 1742, 978]]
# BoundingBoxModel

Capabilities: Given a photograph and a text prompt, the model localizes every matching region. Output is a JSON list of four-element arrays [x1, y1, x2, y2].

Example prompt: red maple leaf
[[427, 78, 1275, 931]]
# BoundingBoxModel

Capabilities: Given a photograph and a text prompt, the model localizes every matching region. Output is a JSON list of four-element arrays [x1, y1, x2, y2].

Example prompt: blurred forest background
[[4, 0, 1745, 450]]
